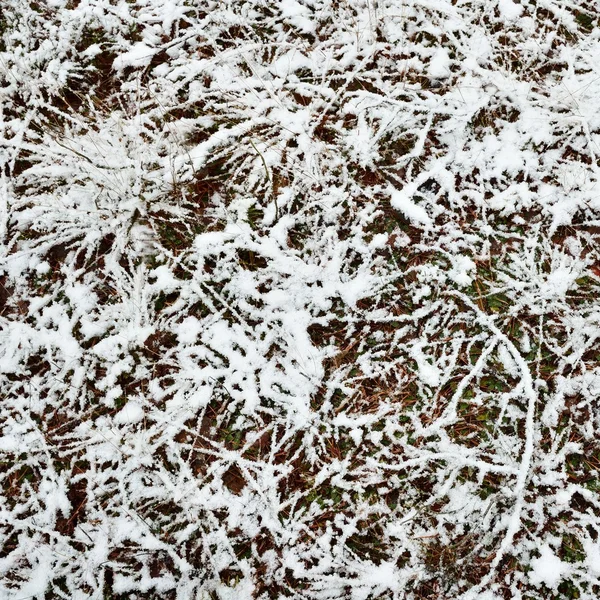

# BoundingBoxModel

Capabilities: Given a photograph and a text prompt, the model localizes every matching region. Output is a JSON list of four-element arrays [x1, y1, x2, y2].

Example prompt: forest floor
[[2, 1, 600, 599]]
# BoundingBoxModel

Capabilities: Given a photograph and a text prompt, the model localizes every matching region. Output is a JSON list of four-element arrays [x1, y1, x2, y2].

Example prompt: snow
[[280, 0, 316, 34], [175, 316, 202, 344], [113, 43, 156, 71], [411, 343, 441, 387], [353, 561, 400, 599], [428, 48, 451, 79], [498, 0, 524, 21], [390, 187, 432, 227], [2, 0, 600, 598], [114, 400, 145, 424], [529, 545, 567, 589]]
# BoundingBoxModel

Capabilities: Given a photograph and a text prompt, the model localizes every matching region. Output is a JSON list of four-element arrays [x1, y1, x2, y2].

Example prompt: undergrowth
[[2, 0, 600, 598]]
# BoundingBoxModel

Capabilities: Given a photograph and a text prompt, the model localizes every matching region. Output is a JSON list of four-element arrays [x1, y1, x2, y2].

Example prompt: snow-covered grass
[[2, 0, 600, 598]]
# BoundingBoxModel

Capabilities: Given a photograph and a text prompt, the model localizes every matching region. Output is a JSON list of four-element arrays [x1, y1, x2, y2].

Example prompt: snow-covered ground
[[2, 1, 600, 598]]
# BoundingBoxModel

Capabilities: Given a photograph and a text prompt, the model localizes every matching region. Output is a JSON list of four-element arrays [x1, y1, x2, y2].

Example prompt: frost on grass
[[1, 0, 600, 599]]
